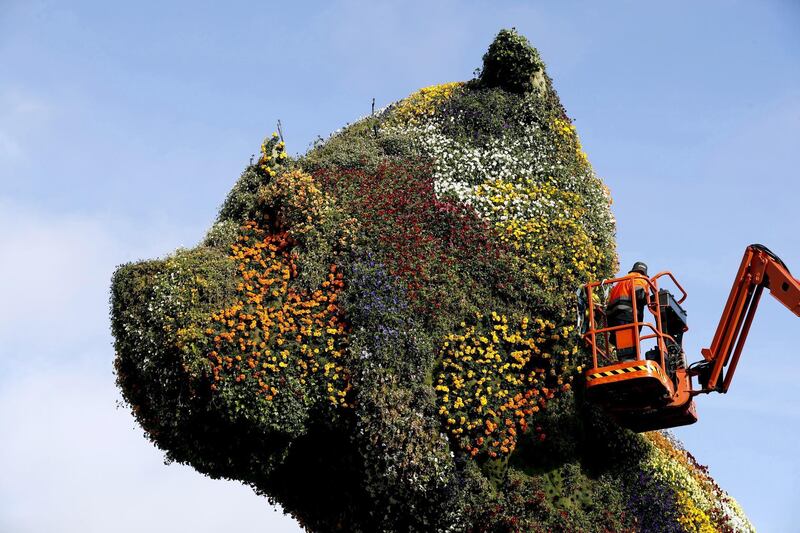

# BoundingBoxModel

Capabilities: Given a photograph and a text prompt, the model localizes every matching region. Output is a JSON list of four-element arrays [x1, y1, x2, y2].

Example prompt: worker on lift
[[607, 262, 651, 361], [581, 244, 800, 432]]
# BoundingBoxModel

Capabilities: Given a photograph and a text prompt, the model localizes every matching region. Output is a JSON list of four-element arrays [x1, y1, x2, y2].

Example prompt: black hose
[[750, 243, 790, 274]]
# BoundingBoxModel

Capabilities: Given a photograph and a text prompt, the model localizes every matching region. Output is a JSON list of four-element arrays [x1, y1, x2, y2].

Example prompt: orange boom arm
[[698, 244, 800, 393]]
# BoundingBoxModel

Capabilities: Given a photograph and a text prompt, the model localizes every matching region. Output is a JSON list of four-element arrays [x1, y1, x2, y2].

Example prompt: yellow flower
[[388, 82, 463, 125]]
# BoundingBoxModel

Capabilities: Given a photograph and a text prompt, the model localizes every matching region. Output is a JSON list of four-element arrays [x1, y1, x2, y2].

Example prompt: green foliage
[[480, 28, 546, 94], [217, 134, 292, 224], [437, 85, 524, 146], [301, 118, 416, 174], [462, 466, 632, 532], [217, 165, 265, 224], [203, 219, 239, 250]]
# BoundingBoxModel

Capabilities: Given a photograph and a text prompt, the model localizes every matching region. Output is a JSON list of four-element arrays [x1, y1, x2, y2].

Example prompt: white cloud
[[0, 88, 49, 162], [0, 130, 21, 158], [0, 201, 113, 359], [0, 355, 301, 533], [0, 199, 196, 367], [0, 201, 302, 532]]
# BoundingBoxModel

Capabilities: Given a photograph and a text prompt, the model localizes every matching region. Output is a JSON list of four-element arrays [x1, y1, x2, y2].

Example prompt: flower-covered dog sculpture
[[111, 29, 753, 532]]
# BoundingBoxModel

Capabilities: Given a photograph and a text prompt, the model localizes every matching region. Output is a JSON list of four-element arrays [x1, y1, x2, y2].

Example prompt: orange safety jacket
[[607, 273, 650, 351], [608, 273, 649, 308]]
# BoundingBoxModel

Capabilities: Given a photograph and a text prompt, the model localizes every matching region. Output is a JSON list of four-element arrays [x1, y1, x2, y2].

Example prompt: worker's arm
[[634, 276, 650, 310]]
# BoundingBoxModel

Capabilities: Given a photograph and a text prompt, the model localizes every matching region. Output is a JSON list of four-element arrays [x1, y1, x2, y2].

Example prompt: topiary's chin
[[111, 28, 753, 533]]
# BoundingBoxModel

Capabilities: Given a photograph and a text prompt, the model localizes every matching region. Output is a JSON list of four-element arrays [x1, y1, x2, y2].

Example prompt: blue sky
[[1, 1, 798, 531]]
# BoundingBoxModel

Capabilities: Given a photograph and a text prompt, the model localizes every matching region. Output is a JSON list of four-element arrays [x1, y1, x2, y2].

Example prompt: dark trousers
[[607, 303, 644, 361]]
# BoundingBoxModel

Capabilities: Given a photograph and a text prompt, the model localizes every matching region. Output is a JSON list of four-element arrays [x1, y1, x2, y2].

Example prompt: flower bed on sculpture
[[111, 29, 753, 532]]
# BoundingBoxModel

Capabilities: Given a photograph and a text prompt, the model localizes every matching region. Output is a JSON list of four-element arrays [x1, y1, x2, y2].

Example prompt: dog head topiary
[[111, 29, 752, 532]]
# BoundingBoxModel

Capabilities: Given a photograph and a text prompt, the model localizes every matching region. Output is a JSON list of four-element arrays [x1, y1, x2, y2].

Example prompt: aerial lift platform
[[579, 244, 800, 432]]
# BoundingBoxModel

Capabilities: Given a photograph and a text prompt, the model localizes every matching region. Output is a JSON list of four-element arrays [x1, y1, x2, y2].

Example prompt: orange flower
[[204, 222, 350, 406]]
